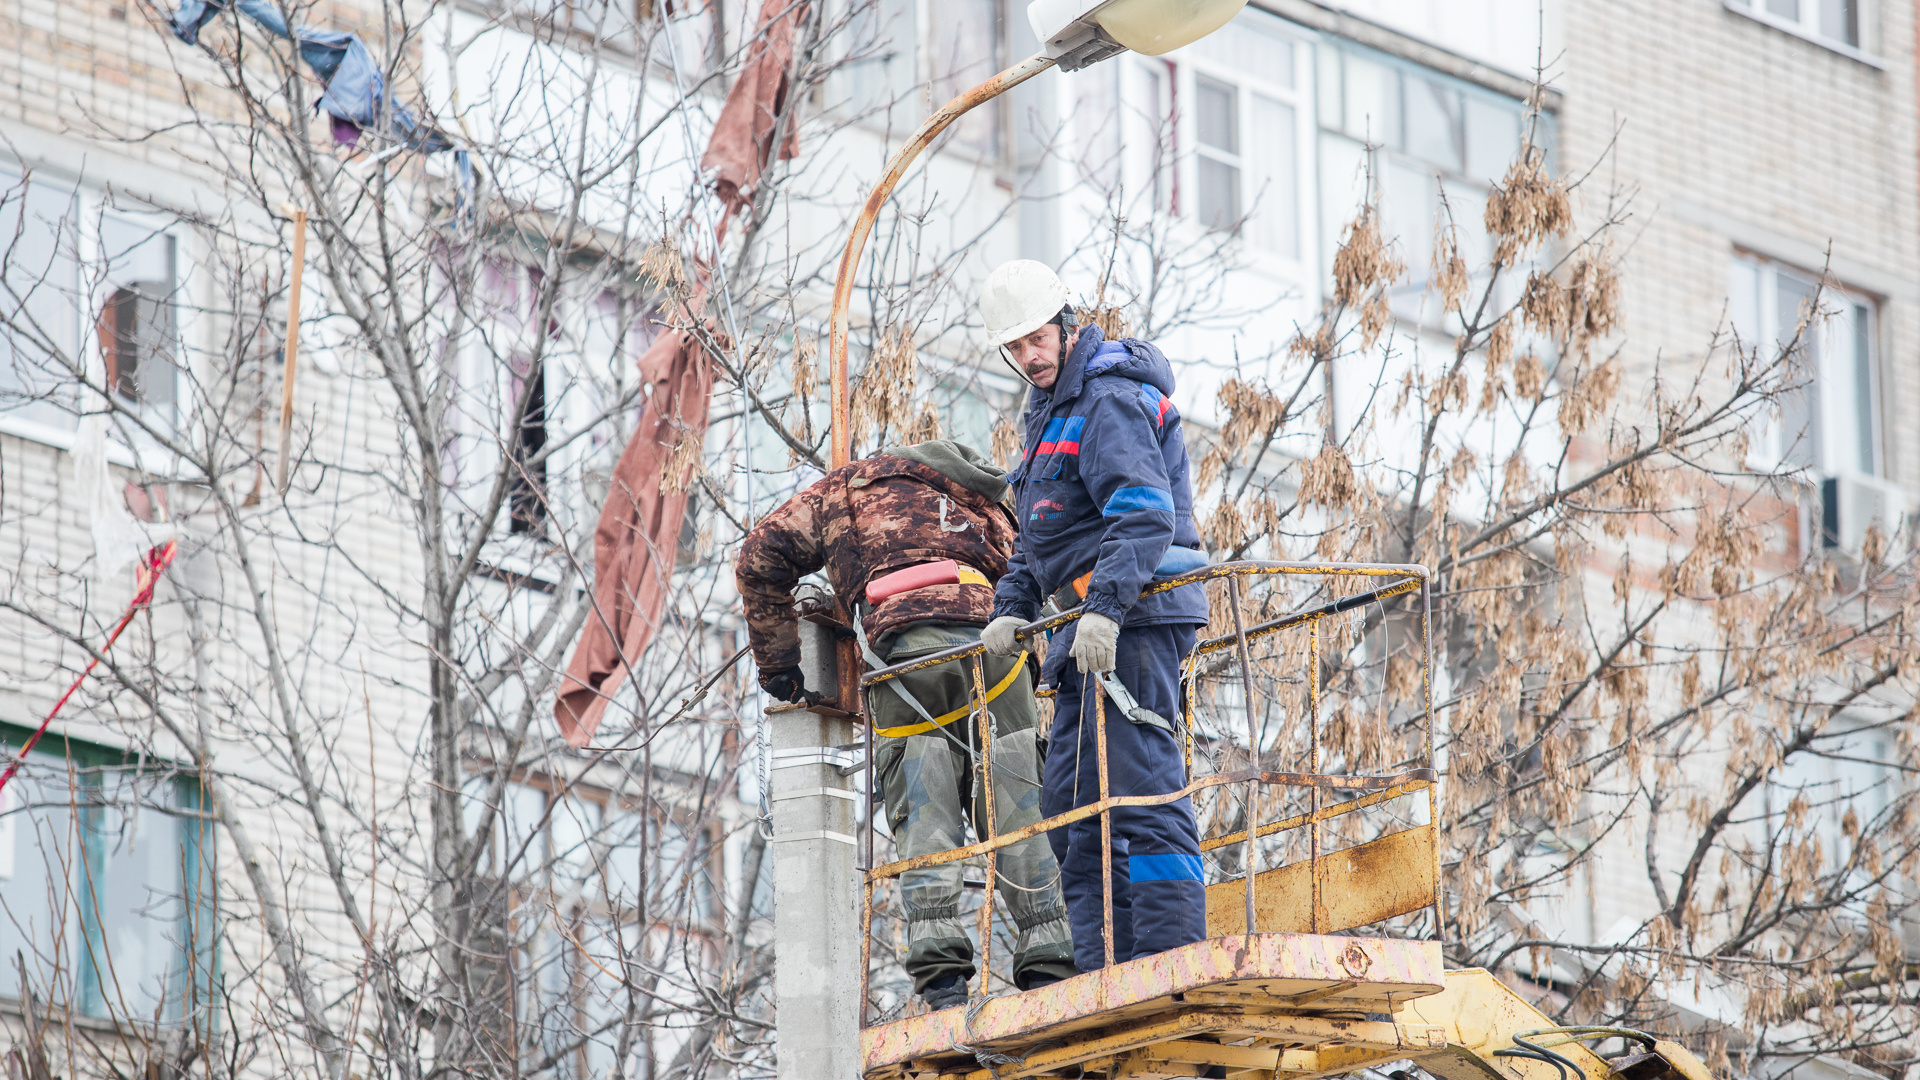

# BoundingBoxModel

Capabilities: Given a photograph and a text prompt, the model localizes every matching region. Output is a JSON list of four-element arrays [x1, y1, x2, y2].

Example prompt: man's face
[[1003, 324, 1079, 390]]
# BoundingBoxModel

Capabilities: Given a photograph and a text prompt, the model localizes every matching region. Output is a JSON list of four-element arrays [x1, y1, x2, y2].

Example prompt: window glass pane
[[929, 0, 1000, 157], [665, 0, 717, 75], [548, 791, 601, 884], [1247, 94, 1297, 257], [1315, 46, 1342, 130], [846, 0, 916, 123], [82, 772, 192, 1022], [1196, 76, 1238, 153], [1403, 76, 1462, 173], [1197, 156, 1241, 231], [0, 169, 81, 429], [934, 382, 994, 451], [600, 805, 644, 904], [1765, 0, 1797, 18], [99, 215, 179, 412], [1073, 63, 1122, 192], [1728, 256, 1760, 344], [1383, 158, 1435, 280], [1464, 95, 1520, 183], [1820, 0, 1858, 44], [0, 751, 76, 998], [1318, 133, 1369, 271], [1450, 183, 1494, 266], [0, 749, 204, 1027], [1839, 300, 1875, 474], [500, 781, 547, 876], [1188, 10, 1294, 87], [1142, 64, 1176, 214], [1342, 54, 1398, 146], [1775, 268, 1818, 469]]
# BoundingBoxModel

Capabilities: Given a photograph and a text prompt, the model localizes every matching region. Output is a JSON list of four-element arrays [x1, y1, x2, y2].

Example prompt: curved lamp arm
[[825, 51, 1058, 469]]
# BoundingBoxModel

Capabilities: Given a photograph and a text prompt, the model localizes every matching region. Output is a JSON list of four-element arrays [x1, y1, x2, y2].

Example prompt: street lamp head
[[1028, 0, 1249, 71]]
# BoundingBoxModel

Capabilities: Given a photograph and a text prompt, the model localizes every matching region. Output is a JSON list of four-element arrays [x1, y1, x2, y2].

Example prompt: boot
[[922, 974, 968, 1011]]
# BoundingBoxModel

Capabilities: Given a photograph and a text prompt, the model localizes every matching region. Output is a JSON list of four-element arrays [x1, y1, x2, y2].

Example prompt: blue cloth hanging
[[170, 1, 452, 152], [170, 0, 286, 44]]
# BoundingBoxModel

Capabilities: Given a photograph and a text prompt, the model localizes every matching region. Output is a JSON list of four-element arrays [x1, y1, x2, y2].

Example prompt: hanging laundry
[[554, 0, 813, 746], [553, 300, 719, 748], [169, 0, 285, 43], [169, 0, 452, 152], [702, 0, 809, 215]]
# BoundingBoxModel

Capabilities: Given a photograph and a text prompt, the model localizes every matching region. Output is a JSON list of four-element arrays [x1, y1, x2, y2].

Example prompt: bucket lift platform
[[848, 564, 1723, 1080], [863, 932, 1449, 1080], [861, 943, 1724, 1080]]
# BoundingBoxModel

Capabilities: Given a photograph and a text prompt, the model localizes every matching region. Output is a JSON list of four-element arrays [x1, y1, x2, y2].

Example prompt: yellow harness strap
[[872, 651, 1029, 738]]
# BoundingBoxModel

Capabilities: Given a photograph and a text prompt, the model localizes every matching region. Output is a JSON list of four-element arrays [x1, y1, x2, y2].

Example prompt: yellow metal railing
[[854, 561, 1440, 1020]]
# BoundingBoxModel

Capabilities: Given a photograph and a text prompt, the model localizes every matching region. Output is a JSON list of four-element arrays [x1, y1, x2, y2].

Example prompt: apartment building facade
[[0, 0, 1912, 1075]]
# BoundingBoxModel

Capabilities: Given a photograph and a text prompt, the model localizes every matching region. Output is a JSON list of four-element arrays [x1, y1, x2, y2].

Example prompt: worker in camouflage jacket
[[736, 439, 1077, 1010]]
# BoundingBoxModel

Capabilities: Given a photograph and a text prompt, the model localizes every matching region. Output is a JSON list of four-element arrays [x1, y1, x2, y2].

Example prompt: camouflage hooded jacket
[[736, 443, 1018, 672]]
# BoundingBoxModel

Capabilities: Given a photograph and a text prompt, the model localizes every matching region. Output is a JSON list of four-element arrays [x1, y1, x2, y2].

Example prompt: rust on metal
[[1095, 685, 1117, 967], [857, 561, 1447, 1074], [862, 563, 1429, 688], [827, 51, 1058, 469], [1200, 779, 1432, 851], [1192, 575, 1421, 657], [971, 651, 996, 995], [867, 768, 1437, 880], [1308, 615, 1322, 933], [856, 568, 1428, 684], [859, 933, 1448, 1079], [1206, 824, 1439, 937], [864, 567, 1422, 687], [1226, 573, 1260, 942], [1400, 969, 1616, 1080]]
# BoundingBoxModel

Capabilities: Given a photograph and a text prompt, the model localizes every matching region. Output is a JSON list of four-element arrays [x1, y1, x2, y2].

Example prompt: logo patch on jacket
[[1030, 497, 1067, 523]]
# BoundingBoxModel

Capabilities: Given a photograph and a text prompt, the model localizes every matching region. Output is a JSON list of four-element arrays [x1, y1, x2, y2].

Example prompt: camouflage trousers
[[870, 624, 1077, 994]]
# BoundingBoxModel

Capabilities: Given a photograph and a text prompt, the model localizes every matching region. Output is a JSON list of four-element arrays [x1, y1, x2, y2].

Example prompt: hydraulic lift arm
[[1401, 970, 1718, 1080]]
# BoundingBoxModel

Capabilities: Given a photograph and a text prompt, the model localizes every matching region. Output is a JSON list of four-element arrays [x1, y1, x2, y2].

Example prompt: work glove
[[981, 615, 1027, 657], [1068, 612, 1120, 674], [758, 665, 819, 706]]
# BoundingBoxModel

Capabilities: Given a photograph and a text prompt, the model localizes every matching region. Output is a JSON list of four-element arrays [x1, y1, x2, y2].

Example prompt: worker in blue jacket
[[978, 260, 1211, 972]]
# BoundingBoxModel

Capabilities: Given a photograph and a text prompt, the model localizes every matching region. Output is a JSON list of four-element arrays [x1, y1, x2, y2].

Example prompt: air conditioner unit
[[1820, 472, 1907, 555]]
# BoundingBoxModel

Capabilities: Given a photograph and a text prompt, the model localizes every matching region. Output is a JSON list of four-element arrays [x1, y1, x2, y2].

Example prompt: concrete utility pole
[[768, 590, 862, 1080]]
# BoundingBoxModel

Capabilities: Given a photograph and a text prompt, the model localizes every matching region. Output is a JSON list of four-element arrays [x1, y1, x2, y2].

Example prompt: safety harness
[[855, 558, 1030, 739]]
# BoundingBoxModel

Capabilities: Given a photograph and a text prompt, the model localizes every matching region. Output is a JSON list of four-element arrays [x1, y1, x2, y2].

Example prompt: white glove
[[981, 616, 1027, 657], [1068, 612, 1120, 674]]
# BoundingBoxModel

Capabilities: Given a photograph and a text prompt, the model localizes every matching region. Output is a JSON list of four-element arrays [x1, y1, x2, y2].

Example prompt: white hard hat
[[980, 260, 1070, 347]]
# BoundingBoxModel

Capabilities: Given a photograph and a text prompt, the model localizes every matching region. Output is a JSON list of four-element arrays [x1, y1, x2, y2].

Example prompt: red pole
[[0, 539, 180, 795]]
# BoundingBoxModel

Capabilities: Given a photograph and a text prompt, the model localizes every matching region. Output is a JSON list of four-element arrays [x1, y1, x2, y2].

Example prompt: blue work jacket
[[991, 324, 1209, 637]]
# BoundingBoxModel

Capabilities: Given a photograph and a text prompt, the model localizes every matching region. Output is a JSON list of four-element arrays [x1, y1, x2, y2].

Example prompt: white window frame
[[920, 0, 1007, 167], [0, 733, 212, 1027], [1121, 13, 1315, 277], [1730, 251, 1885, 480], [0, 166, 194, 468], [1312, 39, 1537, 340], [1723, 0, 1883, 67], [838, 0, 1008, 169], [449, 260, 640, 578]]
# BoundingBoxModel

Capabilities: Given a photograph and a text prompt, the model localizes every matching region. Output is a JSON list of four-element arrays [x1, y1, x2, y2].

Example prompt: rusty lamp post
[[824, 0, 1249, 470]]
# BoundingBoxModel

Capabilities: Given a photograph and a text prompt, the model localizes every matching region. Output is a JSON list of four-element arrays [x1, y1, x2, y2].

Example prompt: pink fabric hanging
[[556, 0, 808, 747], [702, 0, 809, 215], [554, 307, 717, 747]]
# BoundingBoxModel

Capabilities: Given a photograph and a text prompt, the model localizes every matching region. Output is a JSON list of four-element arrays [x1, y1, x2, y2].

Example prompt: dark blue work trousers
[[1042, 623, 1205, 971]]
